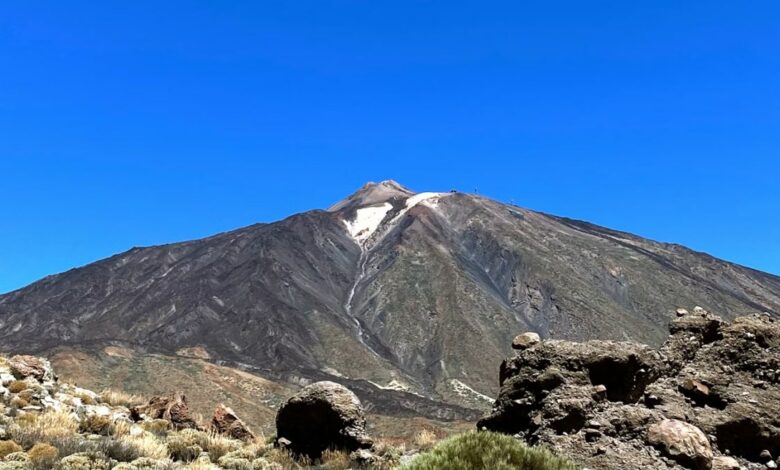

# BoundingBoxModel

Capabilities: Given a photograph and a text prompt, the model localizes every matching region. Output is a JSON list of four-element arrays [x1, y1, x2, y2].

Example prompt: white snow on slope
[[405, 192, 446, 209], [449, 379, 494, 403], [343, 202, 393, 243]]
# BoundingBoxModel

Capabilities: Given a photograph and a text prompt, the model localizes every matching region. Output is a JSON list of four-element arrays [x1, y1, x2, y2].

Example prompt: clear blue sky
[[2, 1, 779, 294]]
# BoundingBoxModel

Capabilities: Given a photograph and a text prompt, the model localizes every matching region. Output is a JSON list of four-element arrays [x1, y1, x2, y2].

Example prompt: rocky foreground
[[0, 354, 405, 469], [479, 308, 780, 470], [0, 307, 777, 469]]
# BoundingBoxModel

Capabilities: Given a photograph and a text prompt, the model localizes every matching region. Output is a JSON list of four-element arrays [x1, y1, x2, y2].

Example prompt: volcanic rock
[[478, 310, 780, 469], [211, 404, 255, 441], [9, 355, 55, 382], [512, 332, 541, 350], [647, 419, 712, 469], [276, 381, 372, 458], [131, 392, 199, 430]]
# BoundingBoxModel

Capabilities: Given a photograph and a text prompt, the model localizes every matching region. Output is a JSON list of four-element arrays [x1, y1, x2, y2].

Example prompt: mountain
[[1, 180, 779, 412]]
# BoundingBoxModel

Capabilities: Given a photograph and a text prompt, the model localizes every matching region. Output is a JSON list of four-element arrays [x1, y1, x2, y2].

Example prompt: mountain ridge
[[1, 181, 778, 413]]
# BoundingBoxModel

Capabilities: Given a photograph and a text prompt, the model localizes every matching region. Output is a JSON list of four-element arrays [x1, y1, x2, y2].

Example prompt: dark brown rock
[[276, 381, 372, 458], [211, 404, 255, 442], [478, 312, 780, 470], [131, 392, 199, 430]]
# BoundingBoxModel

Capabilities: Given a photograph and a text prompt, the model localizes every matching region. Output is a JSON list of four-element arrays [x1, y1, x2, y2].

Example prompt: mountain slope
[[1, 180, 779, 407]]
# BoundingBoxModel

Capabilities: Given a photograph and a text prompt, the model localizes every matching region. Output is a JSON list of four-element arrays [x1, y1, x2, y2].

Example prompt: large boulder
[[647, 419, 713, 470], [211, 404, 255, 442], [276, 381, 372, 458], [131, 392, 199, 430]]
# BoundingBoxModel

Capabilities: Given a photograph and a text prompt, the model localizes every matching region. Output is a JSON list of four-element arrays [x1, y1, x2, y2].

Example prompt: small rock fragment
[[512, 332, 541, 350]]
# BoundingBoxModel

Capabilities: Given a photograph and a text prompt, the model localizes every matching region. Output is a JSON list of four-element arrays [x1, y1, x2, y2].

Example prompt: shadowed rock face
[[478, 310, 780, 470], [0, 181, 779, 411], [276, 381, 372, 458]]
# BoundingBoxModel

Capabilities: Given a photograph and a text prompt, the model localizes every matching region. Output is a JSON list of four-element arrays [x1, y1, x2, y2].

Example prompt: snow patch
[[369, 379, 411, 392], [449, 379, 494, 403], [405, 192, 446, 209], [343, 202, 393, 243], [322, 367, 347, 378]]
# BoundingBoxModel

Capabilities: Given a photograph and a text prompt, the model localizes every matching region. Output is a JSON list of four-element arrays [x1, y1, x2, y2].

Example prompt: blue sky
[[1, 1, 779, 293]]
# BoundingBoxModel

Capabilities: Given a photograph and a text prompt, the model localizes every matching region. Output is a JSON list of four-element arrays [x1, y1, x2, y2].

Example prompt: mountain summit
[[1, 182, 779, 409]]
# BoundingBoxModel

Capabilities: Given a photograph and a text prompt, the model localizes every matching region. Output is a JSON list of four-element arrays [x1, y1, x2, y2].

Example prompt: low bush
[[54, 451, 111, 470], [400, 431, 577, 470], [0, 440, 23, 458], [7, 381, 29, 394], [79, 415, 111, 435], [28, 442, 59, 470], [412, 429, 437, 451]]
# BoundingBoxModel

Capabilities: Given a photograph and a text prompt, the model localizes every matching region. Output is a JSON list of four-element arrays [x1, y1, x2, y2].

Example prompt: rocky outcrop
[[211, 404, 255, 442], [130, 392, 199, 430], [8, 355, 55, 382], [275, 381, 373, 458], [479, 308, 780, 470]]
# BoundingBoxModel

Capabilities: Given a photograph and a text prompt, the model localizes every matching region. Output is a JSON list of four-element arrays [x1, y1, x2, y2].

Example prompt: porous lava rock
[[9, 355, 55, 382], [131, 392, 200, 430], [276, 381, 372, 458], [479, 308, 780, 470], [212, 403, 255, 441]]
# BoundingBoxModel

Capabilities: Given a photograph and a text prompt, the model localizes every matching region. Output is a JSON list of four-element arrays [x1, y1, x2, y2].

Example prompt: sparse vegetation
[[412, 429, 437, 451], [0, 440, 23, 458], [79, 414, 111, 435], [28, 442, 60, 469], [100, 389, 146, 408], [7, 380, 29, 393], [401, 431, 576, 470]]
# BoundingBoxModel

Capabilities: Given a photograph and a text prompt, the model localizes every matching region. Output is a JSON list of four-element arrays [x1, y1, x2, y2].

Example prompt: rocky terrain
[[478, 307, 780, 469], [0, 353, 411, 469], [1, 180, 779, 415]]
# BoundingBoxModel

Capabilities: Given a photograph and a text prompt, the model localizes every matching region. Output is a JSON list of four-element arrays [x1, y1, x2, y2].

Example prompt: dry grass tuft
[[140, 419, 171, 436], [413, 429, 438, 451], [7, 380, 29, 394], [73, 391, 97, 405], [10, 396, 29, 409], [166, 429, 242, 463], [108, 420, 133, 438], [0, 440, 23, 458], [265, 448, 308, 469], [28, 442, 59, 469], [80, 414, 111, 435], [123, 433, 170, 460], [319, 449, 351, 470], [100, 389, 146, 408]]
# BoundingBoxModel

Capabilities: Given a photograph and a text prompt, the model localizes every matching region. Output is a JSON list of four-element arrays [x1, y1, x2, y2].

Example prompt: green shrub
[[216, 455, 253, 470], [54, 452, 111, 470], [400, 431, 576, 470]]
